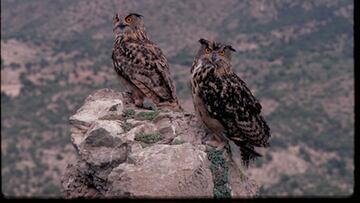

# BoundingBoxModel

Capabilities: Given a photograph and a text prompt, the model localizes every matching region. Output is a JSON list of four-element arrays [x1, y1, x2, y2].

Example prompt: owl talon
[[206, 140, 226, 151]]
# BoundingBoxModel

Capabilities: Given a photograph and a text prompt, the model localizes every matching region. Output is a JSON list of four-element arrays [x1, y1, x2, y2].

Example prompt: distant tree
[[9, 62, 21, 69], [19, 73, 35, 93], [39, 59, 49, 68], [25, 63, 32, 70]]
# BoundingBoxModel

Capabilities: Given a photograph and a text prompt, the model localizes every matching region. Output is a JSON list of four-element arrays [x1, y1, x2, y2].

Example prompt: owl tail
[[232, 140, 261, 168]]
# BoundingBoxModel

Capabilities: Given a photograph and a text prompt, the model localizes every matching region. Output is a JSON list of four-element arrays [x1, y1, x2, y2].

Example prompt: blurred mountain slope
[[1, 0, 353, 197]]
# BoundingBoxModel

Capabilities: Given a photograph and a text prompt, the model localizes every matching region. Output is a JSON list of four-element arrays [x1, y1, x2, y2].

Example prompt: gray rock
[[61, 160, 104, 198], [62, 88, 259, 198], [79, 121, 128, 167], [107, 143, 213, 198]]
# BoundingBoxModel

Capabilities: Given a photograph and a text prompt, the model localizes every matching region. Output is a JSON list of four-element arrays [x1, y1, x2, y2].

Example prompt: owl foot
[[206, 140, 226, 151], [125, 91, 132, 97], [157, 101, 182, 111], [134, 101, 144, 108], [134, 97, 145, 108]]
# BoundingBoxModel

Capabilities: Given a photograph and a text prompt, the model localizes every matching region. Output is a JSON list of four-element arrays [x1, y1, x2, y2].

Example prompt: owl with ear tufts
[[112, 13, 182, 110], [190, 38, 271, 167]]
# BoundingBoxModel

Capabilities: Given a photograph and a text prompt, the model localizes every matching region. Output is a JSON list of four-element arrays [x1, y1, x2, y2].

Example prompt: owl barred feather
[[191, 38, 270, 166], [112, 13, 181, 110]]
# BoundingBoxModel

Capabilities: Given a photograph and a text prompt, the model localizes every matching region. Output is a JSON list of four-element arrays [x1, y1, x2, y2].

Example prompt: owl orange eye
[[125, 17, 132, 23], [218, 50, 225, 56], [205, 48, 211, 54]]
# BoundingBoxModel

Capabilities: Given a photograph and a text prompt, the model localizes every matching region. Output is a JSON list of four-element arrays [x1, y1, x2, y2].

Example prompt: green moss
[[136, 111, 159, 121], [121, 121, 133, 132], [159, 109, 170, 113], [172, 139, 185, 145], [207, 149, 231, 198], [208, 150, 226, 167], [239, 169, 247, 181], [123, 109, 136, 119], [214, 185, 231, 198], [134, 132, 162, 144]]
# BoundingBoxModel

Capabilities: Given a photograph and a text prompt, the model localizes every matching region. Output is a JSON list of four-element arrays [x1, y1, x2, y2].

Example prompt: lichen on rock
[[208, 149, 231, 198]]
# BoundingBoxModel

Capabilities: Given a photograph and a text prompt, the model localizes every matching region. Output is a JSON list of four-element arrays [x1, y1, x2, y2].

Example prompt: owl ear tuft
[[113, 13, 120, 24], [199, 38, 210, 46], [225, 45, 236, 52], [130, 13, 143, 18]]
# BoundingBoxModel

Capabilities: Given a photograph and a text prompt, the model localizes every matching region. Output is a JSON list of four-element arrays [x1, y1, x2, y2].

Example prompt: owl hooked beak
[[211, 53, 220, 63], [113, 24, 126, 33], [115, 22, 129, 32], [118, 23, 128, 30]]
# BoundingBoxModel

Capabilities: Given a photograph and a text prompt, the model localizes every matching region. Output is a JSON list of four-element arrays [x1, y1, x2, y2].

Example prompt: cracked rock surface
[[61, 88, 258, 198]]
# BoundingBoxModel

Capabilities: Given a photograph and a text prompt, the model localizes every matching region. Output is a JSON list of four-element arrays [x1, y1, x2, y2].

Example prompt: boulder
[[61, 88, 259, 198]]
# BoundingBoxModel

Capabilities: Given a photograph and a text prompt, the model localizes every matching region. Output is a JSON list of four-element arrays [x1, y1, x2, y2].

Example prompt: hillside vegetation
[[1, 0, 353, 197]]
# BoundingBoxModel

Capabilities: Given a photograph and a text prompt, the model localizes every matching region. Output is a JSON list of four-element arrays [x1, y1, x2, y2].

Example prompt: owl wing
[[199, 71, 270, 146], [112, 41, 178, 102], [228, 73, 262, 114]]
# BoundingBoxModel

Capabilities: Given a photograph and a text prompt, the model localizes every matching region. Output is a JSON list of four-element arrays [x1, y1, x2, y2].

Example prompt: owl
[[190, 38, 270, 167], [112, 13, 182, 110]]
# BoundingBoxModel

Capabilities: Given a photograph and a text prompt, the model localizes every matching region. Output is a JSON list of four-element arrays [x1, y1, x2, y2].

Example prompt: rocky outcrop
[[61, 88, 259, 198]]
